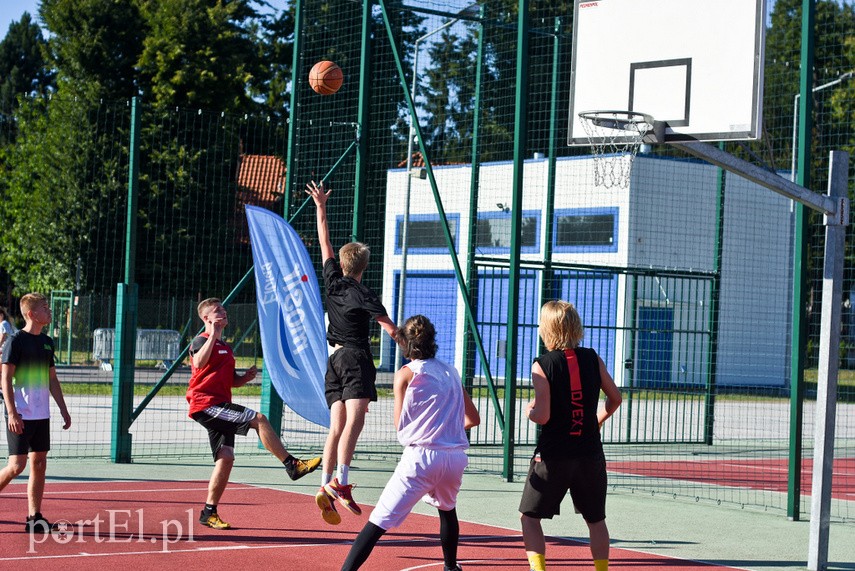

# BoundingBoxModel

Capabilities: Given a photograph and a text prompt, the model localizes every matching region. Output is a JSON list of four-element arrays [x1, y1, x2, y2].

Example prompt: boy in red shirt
[[188, 298, 321, 529]]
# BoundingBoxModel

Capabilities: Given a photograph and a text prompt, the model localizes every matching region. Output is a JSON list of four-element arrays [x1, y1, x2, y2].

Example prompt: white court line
[[2, 484, 253, 497], [2, 482, 758, 569], [0, 535, 502, 562]]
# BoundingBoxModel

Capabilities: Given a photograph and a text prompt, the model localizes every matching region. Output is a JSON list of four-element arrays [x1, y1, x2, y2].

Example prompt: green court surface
[[5, 455, 852, 570]]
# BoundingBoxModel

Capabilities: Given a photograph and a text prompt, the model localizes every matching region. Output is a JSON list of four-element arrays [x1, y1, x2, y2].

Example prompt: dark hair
[[401, 315, 438, 360], [0, 306, 8, 321]]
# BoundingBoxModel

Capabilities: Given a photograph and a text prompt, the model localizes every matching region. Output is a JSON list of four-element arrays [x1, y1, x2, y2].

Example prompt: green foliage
[[0, 97, 124, 294], [40, 0, 145, 100], [137, 0, 260, 113], [0, 13, 53, 114]]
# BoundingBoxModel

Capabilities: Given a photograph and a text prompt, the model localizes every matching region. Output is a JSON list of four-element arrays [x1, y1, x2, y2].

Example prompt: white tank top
[[397, 358, 469, 450]]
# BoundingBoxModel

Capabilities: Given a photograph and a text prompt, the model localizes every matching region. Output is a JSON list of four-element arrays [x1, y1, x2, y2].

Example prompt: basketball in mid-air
[[309, 61, 343, 95]]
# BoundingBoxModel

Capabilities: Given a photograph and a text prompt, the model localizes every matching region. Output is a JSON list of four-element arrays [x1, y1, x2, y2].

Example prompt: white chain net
[[580, 112, 651, 189]]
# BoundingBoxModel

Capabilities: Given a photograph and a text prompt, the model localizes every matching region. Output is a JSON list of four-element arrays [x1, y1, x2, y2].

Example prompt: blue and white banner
[[246, 205, 330, 428]]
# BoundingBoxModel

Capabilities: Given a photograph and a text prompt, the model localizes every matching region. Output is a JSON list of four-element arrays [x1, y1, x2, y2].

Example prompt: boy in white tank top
[[339, 315, 480, 571]]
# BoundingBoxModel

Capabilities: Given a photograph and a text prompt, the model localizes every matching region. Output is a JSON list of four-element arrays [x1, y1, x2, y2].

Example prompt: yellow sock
[[594, 559, 609, 571], [527, 553, 546, 571]]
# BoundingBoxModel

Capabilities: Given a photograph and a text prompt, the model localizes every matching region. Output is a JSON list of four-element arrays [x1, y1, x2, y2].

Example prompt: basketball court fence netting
[[0, 2, 852, 563]]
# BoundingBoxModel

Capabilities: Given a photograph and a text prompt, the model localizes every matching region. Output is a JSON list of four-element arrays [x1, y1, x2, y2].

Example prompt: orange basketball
[[309, 61, 343, 95]]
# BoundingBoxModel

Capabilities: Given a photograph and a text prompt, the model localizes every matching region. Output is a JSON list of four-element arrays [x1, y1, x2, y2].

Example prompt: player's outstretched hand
[[306, 180, 332, 207]]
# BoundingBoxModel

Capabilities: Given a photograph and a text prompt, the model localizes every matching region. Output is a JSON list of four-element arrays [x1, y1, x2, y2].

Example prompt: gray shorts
[[191, 402, 256, 460]]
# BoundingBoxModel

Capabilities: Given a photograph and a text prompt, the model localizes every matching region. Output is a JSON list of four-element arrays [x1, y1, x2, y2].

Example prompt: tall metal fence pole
[[788, 0, 816, 522], [503, 0, 531, 481], [111, 97, 141, 463], [807, 150, 849, 571], [260, 0, 307, 436], [352, 0, 372, 242], [462, 7, 485, 393]]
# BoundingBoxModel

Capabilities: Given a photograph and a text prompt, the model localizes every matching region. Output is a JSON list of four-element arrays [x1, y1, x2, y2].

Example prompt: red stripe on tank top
[[565, 349, 583, 436]]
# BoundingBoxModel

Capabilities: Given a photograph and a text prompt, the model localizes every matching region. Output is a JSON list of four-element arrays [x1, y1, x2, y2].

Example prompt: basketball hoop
[[579, 111, 655, 189]]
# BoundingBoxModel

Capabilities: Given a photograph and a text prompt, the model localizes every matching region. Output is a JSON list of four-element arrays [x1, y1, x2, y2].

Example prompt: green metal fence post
[[703, 149, 725, 444], [787, 0, 815, 522], [258, 0, 307, 438], [462, 7, 486, 394], [503, 0, 532, 482], [111, 96, 141, 463], [352, 0, 372, 242], [376, 0, 504, 430], [540, 17, 561, 308]]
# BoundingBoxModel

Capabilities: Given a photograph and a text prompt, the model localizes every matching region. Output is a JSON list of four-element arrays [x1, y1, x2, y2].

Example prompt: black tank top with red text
[[533, 347, 603, 459]]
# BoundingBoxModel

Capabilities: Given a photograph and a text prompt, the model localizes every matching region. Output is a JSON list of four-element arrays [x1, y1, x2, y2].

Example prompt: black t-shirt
[[534, 347, 603, 459], [323, 258, 388, 352]]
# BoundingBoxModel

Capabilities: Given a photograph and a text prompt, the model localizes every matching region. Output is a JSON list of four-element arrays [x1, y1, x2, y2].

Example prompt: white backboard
[[568, 0, 766, 145]]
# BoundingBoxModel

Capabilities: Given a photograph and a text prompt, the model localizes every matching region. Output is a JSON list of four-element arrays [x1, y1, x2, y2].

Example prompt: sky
[[0, 0, 41, 37]]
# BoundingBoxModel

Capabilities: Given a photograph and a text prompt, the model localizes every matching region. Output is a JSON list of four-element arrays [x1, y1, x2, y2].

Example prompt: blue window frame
[[553, 207, 618, 253], [394, 213, 460, 254], [475, 210, 541, 254]]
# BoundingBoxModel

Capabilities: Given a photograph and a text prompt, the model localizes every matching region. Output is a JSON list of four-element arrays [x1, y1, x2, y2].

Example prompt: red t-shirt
[[186, 333, 235, 416]]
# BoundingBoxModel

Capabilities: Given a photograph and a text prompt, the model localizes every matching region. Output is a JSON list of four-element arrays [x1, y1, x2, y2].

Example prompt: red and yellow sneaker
[[323, 478, 362, 516], [315, 486, 342, 525]]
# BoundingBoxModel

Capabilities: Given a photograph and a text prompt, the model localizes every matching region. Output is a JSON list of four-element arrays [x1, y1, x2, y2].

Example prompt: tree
[[40, 0, 144, 100], [137, 0, 261, 113], [0, 96, 125, 294], [0, 13, 53, 113]]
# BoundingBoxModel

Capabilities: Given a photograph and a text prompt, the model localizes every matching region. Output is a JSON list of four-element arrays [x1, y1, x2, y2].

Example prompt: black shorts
[[191, 402, 256, 461], [518, 450, 607, 523], [325, 347, 377, 407], [6, 418, 51, 455]]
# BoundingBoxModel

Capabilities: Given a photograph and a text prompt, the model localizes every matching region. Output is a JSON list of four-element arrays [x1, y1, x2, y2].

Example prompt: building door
[[636, 306, 674, 387]]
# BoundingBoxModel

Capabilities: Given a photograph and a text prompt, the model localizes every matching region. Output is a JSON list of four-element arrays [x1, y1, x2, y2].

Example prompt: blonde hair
[[538, 300, 583, 351], [339, 242, 370, 277], [197, 298, 222, 320], [20, 293, 48, 317], [401, 315, 438, 360]]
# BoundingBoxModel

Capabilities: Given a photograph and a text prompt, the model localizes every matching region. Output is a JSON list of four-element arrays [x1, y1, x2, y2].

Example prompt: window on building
[[553, 208, 618, 252], [395, 214, 460, 254], [476, 211, 540, 253]]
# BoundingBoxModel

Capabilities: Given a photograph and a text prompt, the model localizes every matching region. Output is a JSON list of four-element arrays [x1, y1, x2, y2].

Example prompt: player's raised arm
[[306, 180, 335, 263]]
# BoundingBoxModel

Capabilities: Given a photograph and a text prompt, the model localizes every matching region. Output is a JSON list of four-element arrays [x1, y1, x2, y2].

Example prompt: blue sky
[[0, 0, 41, 37]]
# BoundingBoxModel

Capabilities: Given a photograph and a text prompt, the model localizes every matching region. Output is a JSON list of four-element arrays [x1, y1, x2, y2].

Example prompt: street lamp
[[396, 3, 480, 369], [790, 70, 854, 181]]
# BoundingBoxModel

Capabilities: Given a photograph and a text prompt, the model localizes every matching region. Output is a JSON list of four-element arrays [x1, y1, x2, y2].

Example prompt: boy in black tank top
[[519, 301, 622, 571]]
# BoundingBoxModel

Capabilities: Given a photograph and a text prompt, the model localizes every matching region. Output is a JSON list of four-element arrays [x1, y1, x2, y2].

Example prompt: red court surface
[[0, 480, 746, 570], [609, 457, 855, 501]]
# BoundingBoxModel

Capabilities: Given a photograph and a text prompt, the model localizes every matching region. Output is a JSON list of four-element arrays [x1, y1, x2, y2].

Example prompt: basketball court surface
[[1, 479, 753, 570]]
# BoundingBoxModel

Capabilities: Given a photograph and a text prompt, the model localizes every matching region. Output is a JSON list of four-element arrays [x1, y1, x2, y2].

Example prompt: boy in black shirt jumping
[[306, 180, 402, 525]]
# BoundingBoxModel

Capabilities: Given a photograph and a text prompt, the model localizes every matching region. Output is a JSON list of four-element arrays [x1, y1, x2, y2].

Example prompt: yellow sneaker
[[315, 486, 342, 525], [285, 456, 322, 481], [200, 513, 231, 530]]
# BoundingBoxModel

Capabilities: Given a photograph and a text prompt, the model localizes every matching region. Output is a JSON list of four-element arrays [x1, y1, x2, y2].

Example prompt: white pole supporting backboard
[[670, 143, 849, 571], [568, 0, 766, 144], [807, 151, 850, 571]]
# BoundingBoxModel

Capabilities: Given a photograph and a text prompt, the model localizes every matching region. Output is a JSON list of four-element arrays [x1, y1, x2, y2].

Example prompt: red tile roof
[[237, 154, 286, 211]]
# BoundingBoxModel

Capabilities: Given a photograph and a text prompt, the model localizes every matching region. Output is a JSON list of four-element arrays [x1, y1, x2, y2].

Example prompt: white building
[[380, 154, 794, 388]]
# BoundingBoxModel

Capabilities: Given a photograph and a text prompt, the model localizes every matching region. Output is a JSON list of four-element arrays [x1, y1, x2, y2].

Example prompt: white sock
[[337, 464, 350, 485], [322, 472, 333, 487]]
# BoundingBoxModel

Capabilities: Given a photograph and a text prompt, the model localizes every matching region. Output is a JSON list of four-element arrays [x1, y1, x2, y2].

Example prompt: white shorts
[[369, 446, 468, 530]]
